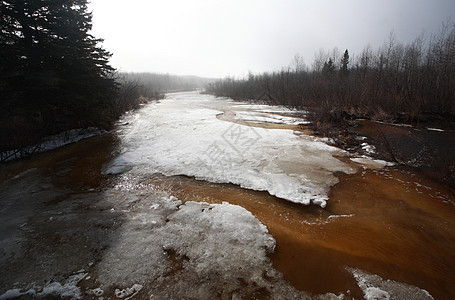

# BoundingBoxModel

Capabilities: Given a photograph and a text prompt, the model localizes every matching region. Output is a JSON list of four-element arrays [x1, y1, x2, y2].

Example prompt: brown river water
[[1, 93, 455, 299]]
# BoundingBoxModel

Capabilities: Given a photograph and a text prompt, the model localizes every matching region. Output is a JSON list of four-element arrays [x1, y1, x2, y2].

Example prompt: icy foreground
[[0, 175, 346, 299], [95, 186, 309, 299], [105, 91, 354, 207]]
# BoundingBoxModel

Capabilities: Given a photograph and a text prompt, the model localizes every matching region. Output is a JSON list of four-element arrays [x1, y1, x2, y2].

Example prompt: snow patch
[[115, 284, 143, 299], [361, 142, 376, 154], [328, 214, 355, 220], [0, 272, 87, 300], [234, 111, 309, 125], [86, 287, 104, 296], [351, 157, 395, 169], [426, 127, 444, 132], [348, 267, 433, 300]]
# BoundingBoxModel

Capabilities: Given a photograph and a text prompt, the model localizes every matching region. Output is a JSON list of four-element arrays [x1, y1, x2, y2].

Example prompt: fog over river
[[1, 91, 454, 299]]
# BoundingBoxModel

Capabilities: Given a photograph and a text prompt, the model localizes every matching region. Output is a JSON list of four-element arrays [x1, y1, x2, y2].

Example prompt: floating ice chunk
[[351, 157, 395, 169], [426, 127, 444, 132], [348, 267, 433, 300], [115, 284, 143, 299], [327, 214, 355, 220], [364, 287, 390, 299], [361, 142, 376, 154], [86, 287, 104, 296], [0, 289, 23, 300]]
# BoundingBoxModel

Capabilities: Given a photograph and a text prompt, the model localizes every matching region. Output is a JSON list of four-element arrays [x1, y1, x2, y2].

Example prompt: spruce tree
[[340, 49, 350, 76]]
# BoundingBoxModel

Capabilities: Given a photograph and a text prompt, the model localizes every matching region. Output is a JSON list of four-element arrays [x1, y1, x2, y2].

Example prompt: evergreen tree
[[340, 49, 350, 76], [0, 0, 117, 150]]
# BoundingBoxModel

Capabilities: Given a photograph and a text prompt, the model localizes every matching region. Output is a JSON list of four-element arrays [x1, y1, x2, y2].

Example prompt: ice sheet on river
[[105, 92, 355, 207]]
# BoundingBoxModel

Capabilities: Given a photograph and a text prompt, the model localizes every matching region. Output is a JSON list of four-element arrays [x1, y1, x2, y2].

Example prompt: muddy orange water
[[1, 128, 455, 299], [146, 167, 455, 299]]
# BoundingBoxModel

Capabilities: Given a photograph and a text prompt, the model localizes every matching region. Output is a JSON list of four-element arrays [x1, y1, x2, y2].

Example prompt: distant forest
[[0, 0, 212, 153], [122, 72, 214, 96], [206, 22, 455, 128]]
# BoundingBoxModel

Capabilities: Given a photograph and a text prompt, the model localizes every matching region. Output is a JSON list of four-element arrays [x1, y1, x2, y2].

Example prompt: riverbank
[[307, 115, 455, 190]]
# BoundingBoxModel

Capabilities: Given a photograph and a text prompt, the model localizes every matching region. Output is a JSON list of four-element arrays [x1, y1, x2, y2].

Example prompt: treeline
[[124, 72, 214, 95], [0, 1, 214, 154], [207, 22, 455, 126]]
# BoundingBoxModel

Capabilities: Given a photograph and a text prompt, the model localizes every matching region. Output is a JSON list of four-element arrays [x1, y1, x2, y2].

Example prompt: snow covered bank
[[234, 111, 309, 125], [0, 127, 106, 162], [104, 91, 355, 207]]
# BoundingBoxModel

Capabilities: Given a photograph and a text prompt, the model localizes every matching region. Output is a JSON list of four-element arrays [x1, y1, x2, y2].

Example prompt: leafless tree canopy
[[206, 22, 455, 124]]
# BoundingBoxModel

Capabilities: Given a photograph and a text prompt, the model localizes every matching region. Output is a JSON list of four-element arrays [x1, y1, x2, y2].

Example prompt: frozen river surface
[[105, 91, 357, 208], [1, 91, 453, 299]]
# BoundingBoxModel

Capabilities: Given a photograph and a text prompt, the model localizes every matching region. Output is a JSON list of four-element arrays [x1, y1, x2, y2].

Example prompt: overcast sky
[[88, 0, 455, 78]]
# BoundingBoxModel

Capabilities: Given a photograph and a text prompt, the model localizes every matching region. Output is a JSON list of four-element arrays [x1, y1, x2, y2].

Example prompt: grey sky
[[89, 0, 455, 78]]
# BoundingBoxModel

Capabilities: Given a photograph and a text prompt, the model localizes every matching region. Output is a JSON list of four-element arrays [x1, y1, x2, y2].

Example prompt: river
[[1, 91, 454, 299]]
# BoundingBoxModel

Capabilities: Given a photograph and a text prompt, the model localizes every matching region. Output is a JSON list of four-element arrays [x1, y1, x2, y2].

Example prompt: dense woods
[[207, 23, 455, 127], [0, 0, 118, 152]]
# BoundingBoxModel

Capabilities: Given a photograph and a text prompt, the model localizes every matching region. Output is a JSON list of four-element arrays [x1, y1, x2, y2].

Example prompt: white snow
[[327, 214, 355, 220], [426, 127, 444, 132], [115, 284, 143, 299], [348, 267, 433, 300], [104, 91, 355, 207], [86, 287, 104, 296], [234, 111, 309, 125], [361, 142, 376, 154], [232, 103, 308, 115], [351, 157, 395, 169]]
